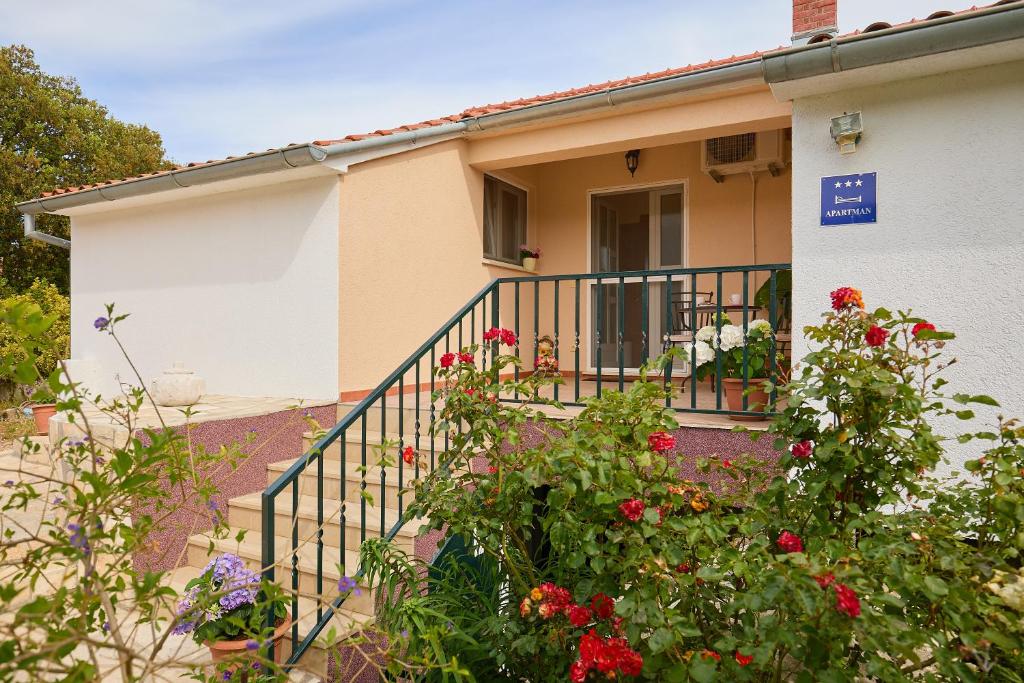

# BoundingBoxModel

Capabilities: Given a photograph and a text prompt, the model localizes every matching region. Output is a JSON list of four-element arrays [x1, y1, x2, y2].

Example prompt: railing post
[[260, 490, 276, 662]]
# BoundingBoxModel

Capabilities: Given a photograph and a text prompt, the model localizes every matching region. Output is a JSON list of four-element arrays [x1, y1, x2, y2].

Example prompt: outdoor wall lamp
[[830, 112, 863, 154], [625, 149, 640, 176]]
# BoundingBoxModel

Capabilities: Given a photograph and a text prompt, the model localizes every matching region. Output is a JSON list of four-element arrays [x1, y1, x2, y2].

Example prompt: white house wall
[[790, 59, 1024, 473], [69, 176, 340, 400]]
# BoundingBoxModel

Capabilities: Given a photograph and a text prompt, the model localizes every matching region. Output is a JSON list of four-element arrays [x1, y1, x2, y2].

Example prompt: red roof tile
[[29, 1, 1008, 203]]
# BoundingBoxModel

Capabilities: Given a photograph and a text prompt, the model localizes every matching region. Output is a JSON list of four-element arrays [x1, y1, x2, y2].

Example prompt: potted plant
[[29, 392, 57, 436], [689, 319, 779, 420], [172, 553, 291, 674], [519, 245, 541, 272]]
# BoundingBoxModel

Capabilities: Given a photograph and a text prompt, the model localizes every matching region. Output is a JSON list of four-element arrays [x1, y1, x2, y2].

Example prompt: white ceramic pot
[[522, 257, 537, 272], [150, 362, 205, 407]]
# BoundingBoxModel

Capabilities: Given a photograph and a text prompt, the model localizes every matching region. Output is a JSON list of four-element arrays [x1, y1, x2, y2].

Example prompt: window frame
[[483, 174, 529, 265]]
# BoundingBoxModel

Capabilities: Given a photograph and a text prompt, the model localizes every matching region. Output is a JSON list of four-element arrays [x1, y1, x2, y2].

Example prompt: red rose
[[619, 648, 644, 676], [829, 287, 864, 311], [579, 629, 602, 663], [458, 351, 474, 364], [487, 465, 498, 474], [568, 604, 592, 627], [569, 660, 588, 683], [483, 327, 500, 343], [675, 562, 692, 574], [722, 459, 732, 469], [647, 431, 676, 453], [912, 321, 936, 337], [618, 498, 645, 522], [734, 651, 753, 667], [590, 593, 615, 620], [814, 572, 835, 589], [499, 328, 517, 346], [790, 440, 813, 459], [401, 446, 415, 466], [439, 352, 455, 368], [701, 650, 721, 661], [834, 583, 861, 617], [777, 530, 804, 554], [865, 324, 889, 347]]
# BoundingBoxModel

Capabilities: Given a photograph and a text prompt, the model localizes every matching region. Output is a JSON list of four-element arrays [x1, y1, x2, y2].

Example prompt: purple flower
[[401, 629, 409, 639], [207, 500, 219, 511], [68, 522, 90, 555], [93, 317, 109, 331], [102, 621, 110, 633], [221, 671, 232, 681], [3, 480, 12, 487], [245, 639, 259, 651], [94, 456, 105, 465], [338, 576, 357, 594]]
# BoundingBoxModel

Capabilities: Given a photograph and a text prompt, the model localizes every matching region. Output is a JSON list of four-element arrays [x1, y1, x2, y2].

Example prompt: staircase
[[182, 401, 441, 677]]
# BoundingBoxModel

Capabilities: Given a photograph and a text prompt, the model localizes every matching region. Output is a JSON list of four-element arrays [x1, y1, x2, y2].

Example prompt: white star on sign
[[845, 180, 853, 187], [855, 179, 863, 187], [835, 181, 842, 188]]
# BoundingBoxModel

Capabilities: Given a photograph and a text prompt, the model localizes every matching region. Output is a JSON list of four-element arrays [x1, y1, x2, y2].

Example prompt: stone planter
[[722, 378, 770, 422], [522, 257, 537, 272], [31, 404, 56, 435], [150, 362, 205, 407]]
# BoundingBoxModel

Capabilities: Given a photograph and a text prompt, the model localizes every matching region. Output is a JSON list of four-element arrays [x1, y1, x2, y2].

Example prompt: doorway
[[588, 183, 685, 373]]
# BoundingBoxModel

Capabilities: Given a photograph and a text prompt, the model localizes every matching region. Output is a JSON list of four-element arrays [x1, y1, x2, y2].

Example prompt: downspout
[[23, 212, 70, 249]]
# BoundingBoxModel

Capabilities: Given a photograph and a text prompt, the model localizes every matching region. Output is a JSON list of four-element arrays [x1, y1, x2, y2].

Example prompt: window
[[483, 175, 527, 264]]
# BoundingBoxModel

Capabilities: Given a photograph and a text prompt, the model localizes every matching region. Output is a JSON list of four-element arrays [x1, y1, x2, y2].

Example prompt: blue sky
[[2, 0, 958, 164]]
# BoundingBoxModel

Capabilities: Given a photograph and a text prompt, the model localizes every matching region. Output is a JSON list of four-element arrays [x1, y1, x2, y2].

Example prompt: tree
[[0, 44, 170, 293]]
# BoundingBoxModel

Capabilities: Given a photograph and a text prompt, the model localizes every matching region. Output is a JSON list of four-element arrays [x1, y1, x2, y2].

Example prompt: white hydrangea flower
[[716, 324, 745, 351], [695, 325, 716, 343], [688, 340, 715, 366], [747, 319, 773, 337]]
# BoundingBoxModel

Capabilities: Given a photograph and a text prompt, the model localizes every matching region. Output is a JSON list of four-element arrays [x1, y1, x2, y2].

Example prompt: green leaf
[[923, 576, 948, 597]]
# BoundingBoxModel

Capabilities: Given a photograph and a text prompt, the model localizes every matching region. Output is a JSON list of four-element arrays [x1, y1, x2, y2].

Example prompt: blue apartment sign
[[820, 172, 877, 226]]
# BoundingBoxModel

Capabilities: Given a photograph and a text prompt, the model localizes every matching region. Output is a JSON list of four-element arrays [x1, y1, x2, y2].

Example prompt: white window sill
[[482, 258, 536, 274]]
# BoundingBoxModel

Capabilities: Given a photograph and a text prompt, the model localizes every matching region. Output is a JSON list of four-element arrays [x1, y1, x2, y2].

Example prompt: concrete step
[[226, 492, 424, 555], [266, 459, 416, 509], [300, 429, 450, 467], [337, 400, 436, 434]]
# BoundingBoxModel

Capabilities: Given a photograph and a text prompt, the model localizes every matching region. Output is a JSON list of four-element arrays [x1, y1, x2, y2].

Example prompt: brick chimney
[[792, 0, 838, 44]]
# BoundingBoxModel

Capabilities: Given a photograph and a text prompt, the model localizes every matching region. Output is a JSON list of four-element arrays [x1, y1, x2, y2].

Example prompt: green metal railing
[[261, 263, 790, 666]]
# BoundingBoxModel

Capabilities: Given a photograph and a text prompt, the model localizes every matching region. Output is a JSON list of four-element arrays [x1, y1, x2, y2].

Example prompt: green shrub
[[0, 278, 70, 400]]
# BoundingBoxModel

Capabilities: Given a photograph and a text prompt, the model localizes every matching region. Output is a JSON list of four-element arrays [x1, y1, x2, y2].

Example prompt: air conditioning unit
[[701, 130, 785, 182]]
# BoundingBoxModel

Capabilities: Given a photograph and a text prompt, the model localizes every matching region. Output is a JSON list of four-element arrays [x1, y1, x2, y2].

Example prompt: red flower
[[458, 351, 474, 364], [834, 583, 861, 617], [701, 650, 721, 661], [722, 459, 732, 469], [675, 562, 692, 574], [647, 431, 676, 453], [734, 651, 754, 667], [865, 324, 889, 347], [499, 328, 518, 346], [464, 388, 476, 397], [537, 583, 572, 616], [618, 647, 644, 676], [618, 498, 645, 522], [829, 287, 864, 311], [912, 321, 936, 337], [791, 440, 813, 459], [482, 327, 500, 342], [574, 629, 643, 679], [401, 446, 415, 466], [777, 530, 804, 554], [814, 572, 836, 589], [439, 352, 455, 368], [590, 593, 615, 620], [569, 660, 587, 683], [487, 465, 498, 474], [568, 604, 592, 627]]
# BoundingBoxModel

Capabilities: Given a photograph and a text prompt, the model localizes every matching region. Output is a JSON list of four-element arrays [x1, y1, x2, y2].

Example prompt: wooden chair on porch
[[660, 291, 714, 391]]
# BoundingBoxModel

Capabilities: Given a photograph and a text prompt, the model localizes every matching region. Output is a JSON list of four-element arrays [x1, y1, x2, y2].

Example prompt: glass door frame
[[583, 179, 689, 375]]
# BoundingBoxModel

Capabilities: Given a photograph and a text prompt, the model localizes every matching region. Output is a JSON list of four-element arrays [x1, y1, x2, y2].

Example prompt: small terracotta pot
[[31, 404, 57, 435], [206, 616, 292, 673], [722, 378, 770, 422]]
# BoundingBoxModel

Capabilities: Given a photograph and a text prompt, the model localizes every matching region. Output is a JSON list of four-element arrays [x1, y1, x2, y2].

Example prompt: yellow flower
[[530, 587, 543, 602], [690, 494, 709, 513]]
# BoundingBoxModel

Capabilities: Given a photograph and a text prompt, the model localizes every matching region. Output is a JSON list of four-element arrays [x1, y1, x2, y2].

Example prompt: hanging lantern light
[[625, 149, 640, 177]]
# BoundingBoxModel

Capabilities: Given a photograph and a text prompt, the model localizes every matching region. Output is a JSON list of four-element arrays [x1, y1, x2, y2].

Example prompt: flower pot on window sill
[[522, 257, 537, 272], [722, 378, 770, 422]]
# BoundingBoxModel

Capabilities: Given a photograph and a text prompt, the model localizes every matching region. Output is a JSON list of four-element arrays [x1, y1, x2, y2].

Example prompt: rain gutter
[[762, 2, 1024, 84]]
